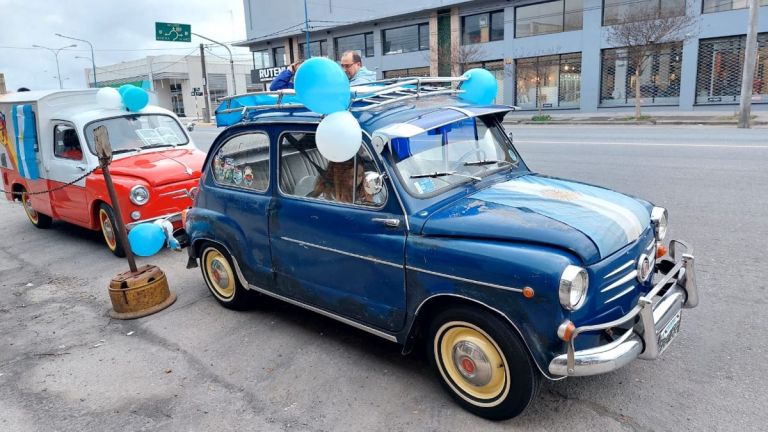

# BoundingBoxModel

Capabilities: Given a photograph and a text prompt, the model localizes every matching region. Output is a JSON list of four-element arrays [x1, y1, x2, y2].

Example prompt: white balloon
[[316, 111, 362, 163], [96, 87, 123, 110]]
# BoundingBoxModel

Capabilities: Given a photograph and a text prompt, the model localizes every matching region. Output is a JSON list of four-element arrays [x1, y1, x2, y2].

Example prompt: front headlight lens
[[651, 207, 668, 241], [130, 185, 150, 206], [559, 265, 589, 311]]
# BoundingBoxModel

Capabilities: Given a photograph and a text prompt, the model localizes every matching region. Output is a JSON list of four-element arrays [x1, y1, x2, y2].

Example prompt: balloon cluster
[[294, 58, 361, 162], [96, 84, 150, 112]]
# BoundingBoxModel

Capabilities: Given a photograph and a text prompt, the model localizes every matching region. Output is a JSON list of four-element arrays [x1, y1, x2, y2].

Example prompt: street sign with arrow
[[155, 22, 191, 42]]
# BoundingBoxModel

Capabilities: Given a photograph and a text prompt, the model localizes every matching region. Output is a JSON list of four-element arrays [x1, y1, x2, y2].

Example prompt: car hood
[[421, 174, 652, 264], [107, 148, 205, 186]]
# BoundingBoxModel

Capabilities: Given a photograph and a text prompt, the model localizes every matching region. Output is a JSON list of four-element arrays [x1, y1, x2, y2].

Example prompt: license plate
[[658, 310, 682, 355]]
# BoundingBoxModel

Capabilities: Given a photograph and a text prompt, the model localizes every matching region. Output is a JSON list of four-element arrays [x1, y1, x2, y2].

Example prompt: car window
[[53, 124, 83, 161], [279, 132, 385, 207], [212, 132, 270, 192]]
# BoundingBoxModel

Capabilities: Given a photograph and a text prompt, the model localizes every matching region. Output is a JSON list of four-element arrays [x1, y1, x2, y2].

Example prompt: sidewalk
[[503, 109, 768, 126]]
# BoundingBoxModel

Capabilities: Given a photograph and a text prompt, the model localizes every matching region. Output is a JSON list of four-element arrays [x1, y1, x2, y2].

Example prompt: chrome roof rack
[[216, 76, 470, 117]]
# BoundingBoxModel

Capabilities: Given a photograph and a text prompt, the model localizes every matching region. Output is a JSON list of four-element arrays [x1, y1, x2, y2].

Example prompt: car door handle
[[372, 218, 400, 228]]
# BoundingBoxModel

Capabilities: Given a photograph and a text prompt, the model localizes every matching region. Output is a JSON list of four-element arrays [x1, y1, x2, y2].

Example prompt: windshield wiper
[[463, 159, 513, 167], [140, 143, 176, 150], [410, 171, 481, 181], [111, 148, 139, 155]]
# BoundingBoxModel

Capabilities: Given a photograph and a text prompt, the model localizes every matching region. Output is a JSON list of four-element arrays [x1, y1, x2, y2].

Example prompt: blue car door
[[269, 129, 407, 332]]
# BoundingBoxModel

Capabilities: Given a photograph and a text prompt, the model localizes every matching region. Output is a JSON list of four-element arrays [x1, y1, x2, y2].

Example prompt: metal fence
[[600, 43, 683, 107], [695, 33, 768, 105]]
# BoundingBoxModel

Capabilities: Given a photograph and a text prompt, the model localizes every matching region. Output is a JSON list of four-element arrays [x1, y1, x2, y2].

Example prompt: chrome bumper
[[549, 240, 698, 377], [125, 212, 182, 229]]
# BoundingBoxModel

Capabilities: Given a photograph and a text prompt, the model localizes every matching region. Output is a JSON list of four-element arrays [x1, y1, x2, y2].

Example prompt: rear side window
[[53, 124, 84, 161], [212, 132, 270, 192]]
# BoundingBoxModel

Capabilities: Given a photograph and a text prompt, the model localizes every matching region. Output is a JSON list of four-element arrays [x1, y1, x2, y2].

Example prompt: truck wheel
[[20, 189, 52, 229], [199, 242, 253, 310], [98, 203, 126, 257], [426, 306, 541, 420]]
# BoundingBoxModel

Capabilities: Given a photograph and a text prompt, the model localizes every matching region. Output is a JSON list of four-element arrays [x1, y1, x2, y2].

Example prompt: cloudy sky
[[0, 0, 249, 91]]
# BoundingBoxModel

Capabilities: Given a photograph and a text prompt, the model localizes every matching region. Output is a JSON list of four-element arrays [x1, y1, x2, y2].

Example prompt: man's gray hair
[[342, 50, 362, 64]]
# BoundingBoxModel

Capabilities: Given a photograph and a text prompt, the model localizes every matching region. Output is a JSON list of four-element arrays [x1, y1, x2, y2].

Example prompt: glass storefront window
[[515, 53, 582, 109], [382, 67, 431, 79], [335, 33, 375, 59], [703, 0, 768, 13], [299, 40, 328, 59], [516, 0, 583, 38], [273, 46, 287, 66], [462, 11, 504, 44], [600, 43, 683, 106], [695, 33, 768, 104], [252, 50, 270, 69], [603, 0, 685, 25], [463, 61, 505, 104], [383, 23, 430, 55]]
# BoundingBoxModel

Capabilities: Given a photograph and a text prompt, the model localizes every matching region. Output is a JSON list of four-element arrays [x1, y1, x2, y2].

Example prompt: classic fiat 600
[[181, 77, 698, 420]]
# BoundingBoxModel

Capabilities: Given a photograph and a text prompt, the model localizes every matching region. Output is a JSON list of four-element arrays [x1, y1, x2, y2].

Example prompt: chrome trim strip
[[601, 270, 637, 293], [126, 212, 181, 229], [604, 260, 634, 279], [444, 106, 474, 117], [409, 293, 563, 381], [226, 252, 398, 343], [604, 285, 636, 304], [280, 237, 403, 269], [407, 266, 523, 293]]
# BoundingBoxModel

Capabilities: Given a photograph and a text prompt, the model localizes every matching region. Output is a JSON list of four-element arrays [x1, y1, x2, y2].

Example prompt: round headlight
[[130, 185, 150, 206], [559, 265, 589, 311], [651, 207, 668, 241]]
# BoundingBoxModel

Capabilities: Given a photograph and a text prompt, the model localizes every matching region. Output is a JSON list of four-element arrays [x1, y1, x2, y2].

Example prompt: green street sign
[[155, 22, 191, 42]]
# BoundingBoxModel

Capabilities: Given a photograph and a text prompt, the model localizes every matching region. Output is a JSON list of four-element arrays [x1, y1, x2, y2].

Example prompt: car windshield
[[391, 116, 521, 196], [84, 114, 188, 155]]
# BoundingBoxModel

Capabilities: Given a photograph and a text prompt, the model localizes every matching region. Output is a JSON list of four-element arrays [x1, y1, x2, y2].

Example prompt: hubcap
[[100, 210, 117, 249], [437, 323, 508, 403], [205, 249, 235, 299], [22, 193, 39, 224]]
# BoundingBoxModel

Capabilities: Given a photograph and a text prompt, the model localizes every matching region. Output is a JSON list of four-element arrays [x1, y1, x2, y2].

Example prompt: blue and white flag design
[[474, 175, 650, 258]]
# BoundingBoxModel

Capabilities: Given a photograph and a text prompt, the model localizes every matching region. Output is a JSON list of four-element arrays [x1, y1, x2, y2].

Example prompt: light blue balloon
[[128, 223, 166, 257], [123, 86, 149, 112], [459, 68, 498, 105], [118, 84, 134, 96], [294, 57, 350, 114]]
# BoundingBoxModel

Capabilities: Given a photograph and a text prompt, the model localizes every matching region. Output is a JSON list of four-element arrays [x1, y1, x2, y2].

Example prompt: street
[[2, 124, 767, 431]]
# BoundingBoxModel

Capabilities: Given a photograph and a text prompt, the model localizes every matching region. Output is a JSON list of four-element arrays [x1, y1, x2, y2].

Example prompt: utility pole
[[193, 32, 237, 95], [147, 56, 155, 91], [200, 44, 211, 123], [304, 0, 311, 60], [738, 0, 759, 129]]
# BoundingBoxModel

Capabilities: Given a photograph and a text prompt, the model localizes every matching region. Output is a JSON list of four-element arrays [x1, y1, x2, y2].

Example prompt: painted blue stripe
[[11, 105, 25, 179], [474, 175, 650, 258]]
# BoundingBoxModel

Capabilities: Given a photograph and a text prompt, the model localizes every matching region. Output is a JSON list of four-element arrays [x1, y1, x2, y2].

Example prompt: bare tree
[[427, 43, 487, 77], [605, 2, 697, 119]]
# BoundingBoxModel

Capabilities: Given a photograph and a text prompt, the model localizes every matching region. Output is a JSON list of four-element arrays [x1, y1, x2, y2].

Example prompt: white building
[[83, 55, 260, 118]]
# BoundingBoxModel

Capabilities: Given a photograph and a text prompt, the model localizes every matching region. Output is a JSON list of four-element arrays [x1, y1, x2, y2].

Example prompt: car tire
[[199, 242, 253, 310], [20, 188, 53, 229], [426, 306, 541, 421], [98, 203, 126, 257]]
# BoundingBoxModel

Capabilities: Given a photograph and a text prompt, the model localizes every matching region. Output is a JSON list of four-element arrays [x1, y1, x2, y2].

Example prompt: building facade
[[237, 0, 768, 112], [83, 55, 260, 118]]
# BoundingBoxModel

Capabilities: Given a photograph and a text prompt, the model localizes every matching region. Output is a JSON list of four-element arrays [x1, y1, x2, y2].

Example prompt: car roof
[[240, 96, 513, 137]]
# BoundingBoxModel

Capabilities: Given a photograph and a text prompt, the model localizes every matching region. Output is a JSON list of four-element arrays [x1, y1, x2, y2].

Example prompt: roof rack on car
[[216, 76, 469, 117]]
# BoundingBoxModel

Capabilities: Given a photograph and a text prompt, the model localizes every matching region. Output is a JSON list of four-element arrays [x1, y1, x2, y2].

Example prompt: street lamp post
[[56, 33, 97, 88], [192, 32, 237, 96], [32, 44, 77, 89], [75, 56, 99, 87]]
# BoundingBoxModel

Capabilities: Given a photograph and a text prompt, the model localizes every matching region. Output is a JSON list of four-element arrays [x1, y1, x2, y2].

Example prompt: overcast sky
[[0, 0, 249, 91]]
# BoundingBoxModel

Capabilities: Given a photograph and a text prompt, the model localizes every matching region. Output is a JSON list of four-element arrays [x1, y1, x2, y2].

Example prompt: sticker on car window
[[214, 156, 224, 179], [224, 158, 234, 183], [413, 178, 435, 194], [233, 167, 243, 185], [243, 166, 254, 187], [135, 129, 165, 145]]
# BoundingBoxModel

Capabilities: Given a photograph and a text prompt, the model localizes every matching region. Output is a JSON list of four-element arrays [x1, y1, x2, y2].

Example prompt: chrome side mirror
[[363, 171, 384, 195]]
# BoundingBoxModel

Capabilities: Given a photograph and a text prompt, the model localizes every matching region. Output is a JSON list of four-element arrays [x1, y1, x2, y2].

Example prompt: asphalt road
[[1, 124, 766, 431]]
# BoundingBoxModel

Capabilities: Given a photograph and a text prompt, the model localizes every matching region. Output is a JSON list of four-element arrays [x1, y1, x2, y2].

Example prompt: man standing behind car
[[340, 51, 376, 85]]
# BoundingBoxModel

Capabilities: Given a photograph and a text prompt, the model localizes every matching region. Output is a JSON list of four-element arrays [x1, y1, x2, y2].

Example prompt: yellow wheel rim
[[435, 321, 510, 405], [99, 209, 117, 251], [21, 192, 39, 224], [204, 249, 235, 299]]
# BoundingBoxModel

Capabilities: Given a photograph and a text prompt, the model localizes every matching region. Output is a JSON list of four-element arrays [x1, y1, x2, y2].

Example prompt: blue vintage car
[[183, 78, 698, 420]]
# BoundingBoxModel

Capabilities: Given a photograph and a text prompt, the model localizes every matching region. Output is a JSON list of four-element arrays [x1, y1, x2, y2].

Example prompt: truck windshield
[[84, 114, 188, 155], [391, 117, 521, 196]]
